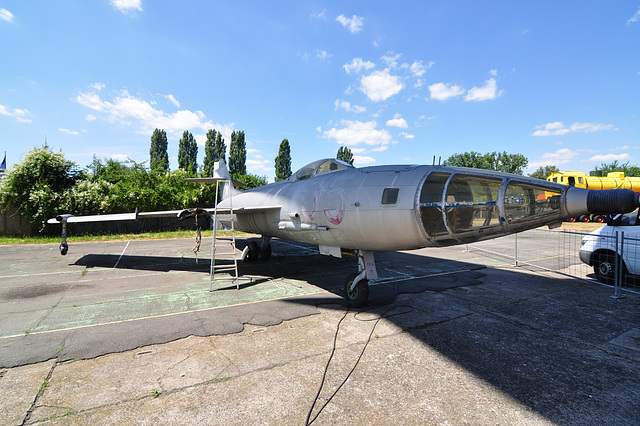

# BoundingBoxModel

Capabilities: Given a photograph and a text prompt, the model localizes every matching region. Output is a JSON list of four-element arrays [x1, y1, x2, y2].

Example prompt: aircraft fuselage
[[217, 160, 618, 252]]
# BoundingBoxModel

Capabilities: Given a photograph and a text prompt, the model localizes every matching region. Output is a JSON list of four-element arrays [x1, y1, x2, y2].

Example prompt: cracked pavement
[[1, 237, 639, 424]]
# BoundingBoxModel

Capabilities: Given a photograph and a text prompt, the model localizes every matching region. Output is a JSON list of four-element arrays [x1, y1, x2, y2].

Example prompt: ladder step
[[210, 178, 239, 291]]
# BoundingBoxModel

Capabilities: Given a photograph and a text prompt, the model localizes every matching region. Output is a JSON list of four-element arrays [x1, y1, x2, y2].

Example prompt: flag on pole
[[0, 152, 6, 170]]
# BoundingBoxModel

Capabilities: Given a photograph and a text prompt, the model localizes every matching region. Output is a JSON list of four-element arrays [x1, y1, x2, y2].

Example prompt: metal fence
[[465, 228, 640, 297]]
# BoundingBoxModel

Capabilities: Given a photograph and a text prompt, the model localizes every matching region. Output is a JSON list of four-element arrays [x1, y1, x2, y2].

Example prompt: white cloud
[[91, 83, 106, 91], [532, 122, 569, 136], [59, 128, 79, 135], [532, 121, 617, 136], [75, 87, 222, 136], [164, 94, 180, 108], [0, 104, 31, 123], [353, 156, 376, 165], [428, 82, 465, 101], [587, 153, 631, 162], [334, 99, 366, 113], [111, 0, 142, 13], [627, 6, 640, 25], [569, 122, 617, 133], [408, 60, 431, 77], [386, 113, 408, 129], [323, 120, 392, 147], [86, 114, 97, 122], [0, 8, 14, 22], [528, 148, 580, 168], [360, 69, 404, 102], [343, 58, 375, 74], [316, 49, 332, 61], [110, 153, 131, 162], [400, 132, 415, 139], [311, 9, 326, 19], [465, 78, 503, 101], [336, 14, 364, 33], [381, 52, 402, 68]]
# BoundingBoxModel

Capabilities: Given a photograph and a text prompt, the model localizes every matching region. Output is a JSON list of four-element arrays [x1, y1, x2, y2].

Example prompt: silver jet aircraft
[[50, 158, 640, 306]]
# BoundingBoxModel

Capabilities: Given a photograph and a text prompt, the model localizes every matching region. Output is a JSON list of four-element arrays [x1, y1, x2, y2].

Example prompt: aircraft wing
[[47, 206, 282, 224], [47, 209, 185, 224]]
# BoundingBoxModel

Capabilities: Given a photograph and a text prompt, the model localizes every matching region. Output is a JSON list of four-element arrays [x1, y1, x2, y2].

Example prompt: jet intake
[[586, 189, 640, 215], [566, 187, 640, 217]]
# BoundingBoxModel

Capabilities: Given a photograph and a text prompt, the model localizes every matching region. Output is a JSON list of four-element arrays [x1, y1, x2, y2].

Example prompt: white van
[[579, 210, 640, 283]]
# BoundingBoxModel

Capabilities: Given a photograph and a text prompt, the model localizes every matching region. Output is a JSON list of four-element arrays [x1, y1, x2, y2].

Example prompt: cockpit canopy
[[291, 158, 354, 181]]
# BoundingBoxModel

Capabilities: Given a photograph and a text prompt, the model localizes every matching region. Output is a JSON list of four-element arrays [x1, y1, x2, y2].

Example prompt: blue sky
[[1, 1, 639, 181]]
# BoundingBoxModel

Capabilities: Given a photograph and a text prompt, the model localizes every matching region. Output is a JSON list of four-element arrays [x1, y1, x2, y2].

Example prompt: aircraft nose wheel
[[344, 272, 369, 307], [59, 242, 68, 256]]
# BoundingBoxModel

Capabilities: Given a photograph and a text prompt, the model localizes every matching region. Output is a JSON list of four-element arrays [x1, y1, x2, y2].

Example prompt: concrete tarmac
[[1, 236, 639, 424]]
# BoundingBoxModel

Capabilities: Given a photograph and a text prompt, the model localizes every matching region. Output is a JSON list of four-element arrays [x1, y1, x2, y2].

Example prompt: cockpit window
[[294, 159, 353, 181], [295, 162, 320, 180], [505, 182, 561, 222], [316, 159, 344, 175], [445, 175, 501, 233]]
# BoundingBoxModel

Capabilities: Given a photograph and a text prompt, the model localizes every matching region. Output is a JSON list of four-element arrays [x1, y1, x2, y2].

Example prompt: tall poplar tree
[[149, 128, 169, 172], [214, 132, 226, 164], [203, 129, 217, 177], [336, 146, 354, 165], [178, 130, 198, 174], [274, 138, 292, 181], [229, 130, 246, 175]]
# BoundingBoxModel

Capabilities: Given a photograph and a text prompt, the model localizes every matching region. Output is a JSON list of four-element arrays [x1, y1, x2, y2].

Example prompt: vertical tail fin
[[214, 159, 239, 201]]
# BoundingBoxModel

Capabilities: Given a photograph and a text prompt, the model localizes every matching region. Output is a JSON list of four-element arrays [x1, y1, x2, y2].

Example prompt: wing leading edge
[[47, 205, 282, 224]]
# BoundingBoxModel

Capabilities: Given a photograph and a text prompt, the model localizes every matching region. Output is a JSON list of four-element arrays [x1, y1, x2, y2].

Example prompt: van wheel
[[594, 253, 623, 284]]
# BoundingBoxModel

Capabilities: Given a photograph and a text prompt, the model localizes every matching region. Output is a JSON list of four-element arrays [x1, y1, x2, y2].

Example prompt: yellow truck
[[546, 171, 640, 222]]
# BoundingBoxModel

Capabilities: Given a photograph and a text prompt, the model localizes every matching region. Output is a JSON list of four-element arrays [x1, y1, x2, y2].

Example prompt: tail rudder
[[214, 159, 240, 200]]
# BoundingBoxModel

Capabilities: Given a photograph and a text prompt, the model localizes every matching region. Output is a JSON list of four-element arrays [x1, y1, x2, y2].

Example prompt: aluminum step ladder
[[210, 179, 240, 291]]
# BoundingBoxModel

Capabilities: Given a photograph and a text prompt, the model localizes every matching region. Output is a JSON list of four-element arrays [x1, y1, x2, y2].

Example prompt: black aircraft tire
[[247, 241, 260, 261], [260, 244, 272, 260], [344, 273, 369, 307], [60, 242, 68, 256]]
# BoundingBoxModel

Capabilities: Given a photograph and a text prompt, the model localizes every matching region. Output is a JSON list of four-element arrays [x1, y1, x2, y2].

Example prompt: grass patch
[[0, 230, 247, 246], [206, 376, 232, 385]]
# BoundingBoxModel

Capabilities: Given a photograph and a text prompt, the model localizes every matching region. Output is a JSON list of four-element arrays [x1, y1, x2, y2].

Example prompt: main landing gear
[[243, 236, 272, 261], [344, 250, 377, 307]]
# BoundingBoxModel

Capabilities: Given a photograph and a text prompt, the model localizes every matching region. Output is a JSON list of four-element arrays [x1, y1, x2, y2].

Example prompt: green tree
[[214, 131, 226, 164], [203, 129, 227, 177], [233, 173, 268, 189], [336, 146, 354, 165], [0, 145, 80, 230], [594, 161, 640, 177], [274, 138, 292, 181], [445, 151, 528, 175], [149, 128, 169, 172], [229, 130, 246, 175], [528, 165, 559, 180], [178, 130, 198, 174], [203, 129, 217, 177]]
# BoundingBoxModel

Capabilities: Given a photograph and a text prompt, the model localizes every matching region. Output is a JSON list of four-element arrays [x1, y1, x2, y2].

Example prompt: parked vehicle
[[579, 210, 640, 283], [548, 171, 640, 222]]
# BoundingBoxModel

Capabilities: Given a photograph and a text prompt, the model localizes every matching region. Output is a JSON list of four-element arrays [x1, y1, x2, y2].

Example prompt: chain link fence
[[465, 228, 640, 297]]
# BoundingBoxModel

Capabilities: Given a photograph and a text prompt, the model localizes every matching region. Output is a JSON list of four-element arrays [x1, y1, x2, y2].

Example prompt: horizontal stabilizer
[[185, 177, 246, 188]]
